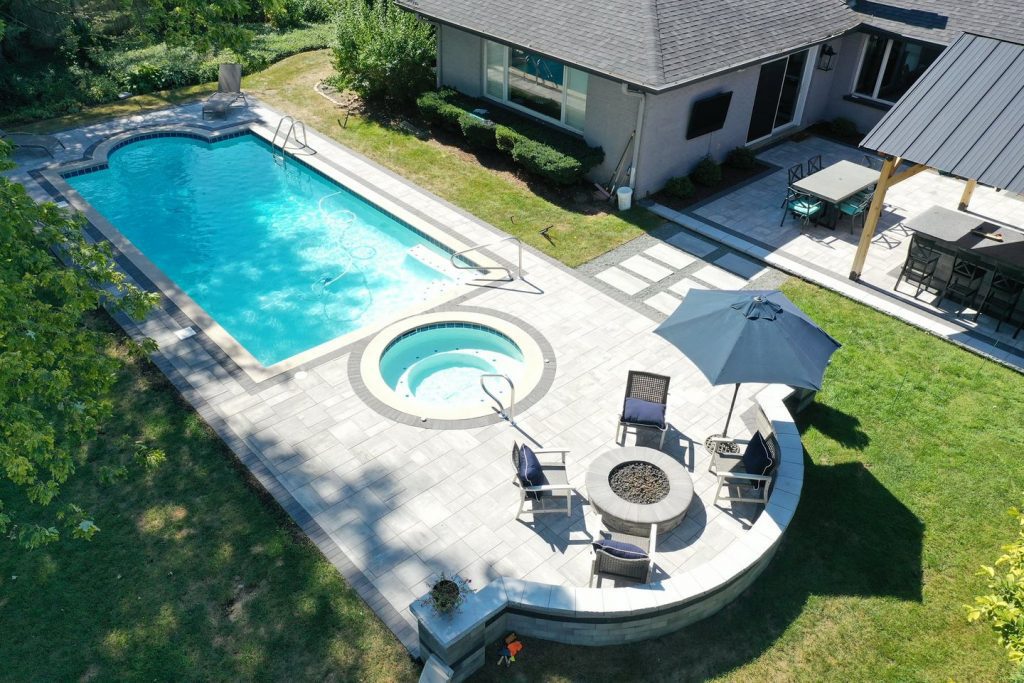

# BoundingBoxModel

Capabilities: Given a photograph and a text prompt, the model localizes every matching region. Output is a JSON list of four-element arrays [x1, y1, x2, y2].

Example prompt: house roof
[[398, 0, 1024, 91], [860, 33, 1024, 194], [397, 0, 858, 91]]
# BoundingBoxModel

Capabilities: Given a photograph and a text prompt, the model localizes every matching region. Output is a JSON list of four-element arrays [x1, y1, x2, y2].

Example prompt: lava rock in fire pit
[[608, 461, 670, 505]]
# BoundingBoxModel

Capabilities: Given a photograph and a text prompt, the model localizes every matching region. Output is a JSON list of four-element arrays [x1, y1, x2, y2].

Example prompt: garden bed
[[651, 160, 772, 212]]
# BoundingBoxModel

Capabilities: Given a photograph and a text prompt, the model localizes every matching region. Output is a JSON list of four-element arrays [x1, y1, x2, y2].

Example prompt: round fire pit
[[586, 446, 693, 536]]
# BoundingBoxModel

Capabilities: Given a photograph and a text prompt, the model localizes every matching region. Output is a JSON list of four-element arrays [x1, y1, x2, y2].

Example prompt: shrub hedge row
[[417, 89, 603, 186]]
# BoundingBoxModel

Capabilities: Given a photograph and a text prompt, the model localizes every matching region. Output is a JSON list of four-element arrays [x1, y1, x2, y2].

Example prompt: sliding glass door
[[746, 49, 811, 143]]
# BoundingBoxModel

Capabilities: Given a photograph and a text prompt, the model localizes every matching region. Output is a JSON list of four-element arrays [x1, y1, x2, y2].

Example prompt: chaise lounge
[[202, 63, 249, 120]]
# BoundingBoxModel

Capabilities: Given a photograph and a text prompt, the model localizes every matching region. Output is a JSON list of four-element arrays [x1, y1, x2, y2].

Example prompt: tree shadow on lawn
[[470, 452, 924, 682], [799, 401, 871, 451]]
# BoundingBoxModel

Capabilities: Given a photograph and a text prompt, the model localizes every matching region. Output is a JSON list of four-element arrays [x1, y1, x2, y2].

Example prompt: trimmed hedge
[[691, 155, 723, 187], [415, 88, 603, 186]]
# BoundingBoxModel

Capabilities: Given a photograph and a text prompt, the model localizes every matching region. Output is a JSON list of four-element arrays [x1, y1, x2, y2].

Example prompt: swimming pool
[[64, 133, 466, 367]]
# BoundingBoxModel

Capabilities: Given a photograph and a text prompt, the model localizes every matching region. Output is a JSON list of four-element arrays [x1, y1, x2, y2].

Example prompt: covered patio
[[652, 34, 1024, 371]]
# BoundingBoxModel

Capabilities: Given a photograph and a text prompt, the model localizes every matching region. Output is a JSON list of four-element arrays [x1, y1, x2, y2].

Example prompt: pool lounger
[[202, 93, 236, 120]]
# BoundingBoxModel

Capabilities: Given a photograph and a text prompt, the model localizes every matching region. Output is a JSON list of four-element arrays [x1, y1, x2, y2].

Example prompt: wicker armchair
[[708, 405, 780, 506], [511, 442, 574, 519], [616, 370, 670, 449], [589, 523, 658, 587]]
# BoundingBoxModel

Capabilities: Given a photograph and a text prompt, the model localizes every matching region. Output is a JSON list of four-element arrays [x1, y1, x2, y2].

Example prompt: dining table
[[791, 160, 880, 229]]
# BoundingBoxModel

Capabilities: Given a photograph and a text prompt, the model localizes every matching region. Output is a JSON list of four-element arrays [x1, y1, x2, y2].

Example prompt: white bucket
[[616, 186, 633, 211]]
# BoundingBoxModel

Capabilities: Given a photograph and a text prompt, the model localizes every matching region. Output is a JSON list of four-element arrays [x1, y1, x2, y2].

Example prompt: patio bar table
[[791, 160, 879, 229], [903, 206, 1024, 271]]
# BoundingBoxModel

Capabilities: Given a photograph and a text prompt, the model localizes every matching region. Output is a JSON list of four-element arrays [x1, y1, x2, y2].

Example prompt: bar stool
[[895, 236, 940, 298], [975, 271, 1024, 333], [938, 254, 988, 313]]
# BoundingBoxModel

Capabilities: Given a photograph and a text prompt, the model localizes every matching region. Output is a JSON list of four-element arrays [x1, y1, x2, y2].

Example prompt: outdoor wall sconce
[[817, 44, 836, 71]]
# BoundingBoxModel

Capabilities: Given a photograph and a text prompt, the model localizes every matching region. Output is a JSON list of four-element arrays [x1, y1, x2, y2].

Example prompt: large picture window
[[854, 35, 943, 104], [483, 40, 588, 132]]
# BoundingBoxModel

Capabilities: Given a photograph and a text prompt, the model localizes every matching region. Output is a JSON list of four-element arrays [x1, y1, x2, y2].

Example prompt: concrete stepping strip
[[664, 230, 719, 257], [643, 243, 698, 270], [714, 252, 767, 280], [690, 264, 748, 290], [620, 254, 673, 282], [645, 291, 683, 315], [669, 277, 708, 297], [595, 266, 650, 295]]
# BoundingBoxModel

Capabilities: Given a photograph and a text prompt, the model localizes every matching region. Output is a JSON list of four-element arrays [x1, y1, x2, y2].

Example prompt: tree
[[331, 0, 435, 106], [968, 503, 1024, 675], [0, 142, 160, 548]]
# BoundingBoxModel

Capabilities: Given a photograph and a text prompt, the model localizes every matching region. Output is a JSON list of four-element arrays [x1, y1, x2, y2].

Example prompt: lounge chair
[[616, 370, 670, 449], [202, 63, 248, 120], [589, 522, 657, 587], [511, 442, 574, 519], [707, 404, 780, 506], [0, 128, 66, 158]]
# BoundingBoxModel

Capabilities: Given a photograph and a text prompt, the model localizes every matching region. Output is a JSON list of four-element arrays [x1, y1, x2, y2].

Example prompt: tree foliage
[[331, 0, 434, 105], [968, 504, 1024, 668], [0, 142, 160, 548]]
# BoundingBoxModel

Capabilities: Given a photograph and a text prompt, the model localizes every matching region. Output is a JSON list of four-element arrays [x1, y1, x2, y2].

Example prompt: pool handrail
[[480, 373, 515, 424], [451, 236, 522, 281]]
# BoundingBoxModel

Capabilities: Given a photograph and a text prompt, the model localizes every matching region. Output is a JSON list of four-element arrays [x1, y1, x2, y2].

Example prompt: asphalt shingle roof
[[397, 0, 1024, 90]]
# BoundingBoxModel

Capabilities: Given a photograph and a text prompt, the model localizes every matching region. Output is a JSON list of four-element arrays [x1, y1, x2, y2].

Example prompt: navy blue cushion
[[593, 539, 648, 560], [517, 443, 543, 487], [622, 398, 666, 429], [742, 432, 775, 489]]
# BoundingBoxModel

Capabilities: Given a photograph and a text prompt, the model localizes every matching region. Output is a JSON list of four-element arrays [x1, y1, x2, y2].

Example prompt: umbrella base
[[704, 434, 741, 455]]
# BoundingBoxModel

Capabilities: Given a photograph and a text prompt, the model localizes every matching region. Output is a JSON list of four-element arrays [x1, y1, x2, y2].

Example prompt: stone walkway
[[9, 100, 781, 655]]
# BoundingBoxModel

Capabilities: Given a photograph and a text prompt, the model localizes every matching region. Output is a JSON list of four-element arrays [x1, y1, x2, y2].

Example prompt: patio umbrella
[[654, 289, 841, 435]]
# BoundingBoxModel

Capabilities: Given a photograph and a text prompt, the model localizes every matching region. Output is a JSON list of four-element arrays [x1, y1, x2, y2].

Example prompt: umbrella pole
[[722, 383, 740, 436]]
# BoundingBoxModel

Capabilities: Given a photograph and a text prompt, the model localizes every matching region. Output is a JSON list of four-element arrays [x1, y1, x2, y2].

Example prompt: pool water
[[380, 325, 524, 408], [66, 134, 461, 366]]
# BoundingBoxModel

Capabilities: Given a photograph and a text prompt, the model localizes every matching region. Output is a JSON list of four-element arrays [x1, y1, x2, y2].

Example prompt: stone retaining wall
[[413, 385, 805, 682]]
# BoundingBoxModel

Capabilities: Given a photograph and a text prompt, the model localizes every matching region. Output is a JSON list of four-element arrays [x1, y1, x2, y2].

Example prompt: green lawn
[[0, 317, 418, 682], [473, 278, 1023, 682]]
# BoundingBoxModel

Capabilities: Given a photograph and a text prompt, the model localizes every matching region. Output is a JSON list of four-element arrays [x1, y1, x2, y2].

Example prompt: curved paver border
[[411, 384, 803, 680]]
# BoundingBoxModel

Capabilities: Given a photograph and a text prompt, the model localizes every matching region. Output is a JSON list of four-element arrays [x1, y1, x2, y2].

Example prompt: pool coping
[[43, 123, 507, 384], [357, 311, 548, 423]]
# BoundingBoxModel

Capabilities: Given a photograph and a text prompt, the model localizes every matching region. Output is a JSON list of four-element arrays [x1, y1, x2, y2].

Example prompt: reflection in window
[[483, 41, 588, 132], [774, 50, 808, 128], [854, 35, 942, 103]]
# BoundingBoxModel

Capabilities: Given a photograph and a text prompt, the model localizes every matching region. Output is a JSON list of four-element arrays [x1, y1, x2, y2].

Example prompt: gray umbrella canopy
[[654, 289, 841, 434]]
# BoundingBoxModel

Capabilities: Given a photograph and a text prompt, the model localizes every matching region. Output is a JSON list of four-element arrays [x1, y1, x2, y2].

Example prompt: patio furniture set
[[897, 205, 1024, 336], [511, 366, 782, 588], [781, 157, 879, 232]]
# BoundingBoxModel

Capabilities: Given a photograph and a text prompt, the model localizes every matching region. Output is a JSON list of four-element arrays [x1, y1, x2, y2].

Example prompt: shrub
[[416, 89, 463, 131], [691, 155, 722, 186], [967, 504, 1024, 666], [494, 125, 523, 153], [510, 138, 584, 186], [725, 146, 758, 170], [663, 175, 695, 199], [458, 112, 496, 148], [829, 117, 858, 138], [332, 0, 435, 105]]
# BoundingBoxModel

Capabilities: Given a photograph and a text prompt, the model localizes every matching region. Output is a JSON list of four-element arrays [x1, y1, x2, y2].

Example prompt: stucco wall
[[579, 76, 640, 188], [439, 25, 482, 97]]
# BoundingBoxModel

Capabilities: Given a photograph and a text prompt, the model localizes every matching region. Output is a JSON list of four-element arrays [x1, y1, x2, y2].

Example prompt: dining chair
[[807, 155, 822, 175], [780, 189, 823, 228], [781, 162, 804, 207], [838, 192, 873, 234]]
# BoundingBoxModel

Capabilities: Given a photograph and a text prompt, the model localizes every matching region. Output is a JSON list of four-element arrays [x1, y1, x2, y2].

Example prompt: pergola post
[[958, 179, 978, 211], [849, 156, 899, 280]]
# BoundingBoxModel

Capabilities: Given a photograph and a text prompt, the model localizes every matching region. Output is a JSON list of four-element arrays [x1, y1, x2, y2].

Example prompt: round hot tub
[[360, 312, 546, 422]]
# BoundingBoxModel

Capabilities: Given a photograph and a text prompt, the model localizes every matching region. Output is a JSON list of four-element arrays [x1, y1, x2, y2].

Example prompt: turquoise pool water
[[380, 325, 523, 408], [66, 134, 460, 366]]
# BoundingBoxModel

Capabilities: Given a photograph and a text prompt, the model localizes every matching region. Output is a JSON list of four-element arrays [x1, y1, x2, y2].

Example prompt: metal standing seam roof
[[860, 33, 1024, 195]]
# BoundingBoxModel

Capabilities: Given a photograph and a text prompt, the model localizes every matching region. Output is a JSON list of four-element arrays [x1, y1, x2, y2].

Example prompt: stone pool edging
[[411, 384, 804, 682]]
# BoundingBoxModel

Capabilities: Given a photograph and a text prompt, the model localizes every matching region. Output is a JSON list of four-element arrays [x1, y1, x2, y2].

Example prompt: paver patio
[[660, 135, 1024, 371], [8, 101, 778, 654]]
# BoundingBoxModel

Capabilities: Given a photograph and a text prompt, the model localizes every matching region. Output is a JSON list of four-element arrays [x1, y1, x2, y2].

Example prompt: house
[[394, 0, 1024, 196]]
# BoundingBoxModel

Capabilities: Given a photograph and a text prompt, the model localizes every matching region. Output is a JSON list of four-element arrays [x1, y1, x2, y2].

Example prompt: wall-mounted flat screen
[[686, 92, 733, 139]]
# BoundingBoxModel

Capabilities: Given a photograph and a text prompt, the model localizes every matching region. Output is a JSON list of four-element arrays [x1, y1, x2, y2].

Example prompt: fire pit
[[586, 446, 693, 536]]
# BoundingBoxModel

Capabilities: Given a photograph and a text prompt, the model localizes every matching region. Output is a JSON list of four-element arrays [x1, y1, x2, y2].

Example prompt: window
[[482, 40, 589, 132], [854, 35, 943, 103]]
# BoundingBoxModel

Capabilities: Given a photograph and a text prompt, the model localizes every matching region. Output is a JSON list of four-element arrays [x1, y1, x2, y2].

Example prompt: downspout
[[621, 82, 646, 191], [434, 22, 443, 89]]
